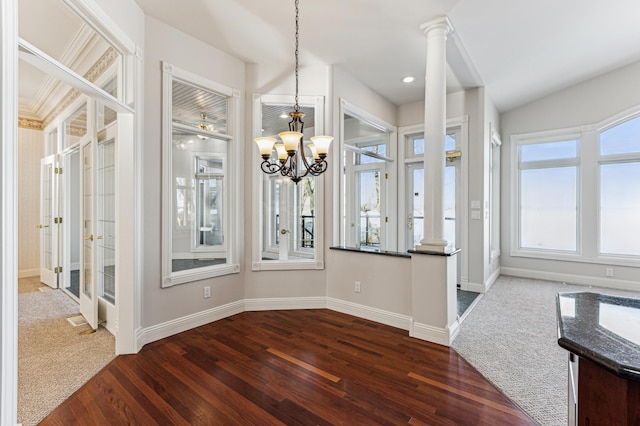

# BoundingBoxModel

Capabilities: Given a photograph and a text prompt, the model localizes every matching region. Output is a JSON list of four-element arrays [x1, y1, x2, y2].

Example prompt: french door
[[39, 154, 59, 288], [80, 137, 98, 329], [406, 131, 463, 284]]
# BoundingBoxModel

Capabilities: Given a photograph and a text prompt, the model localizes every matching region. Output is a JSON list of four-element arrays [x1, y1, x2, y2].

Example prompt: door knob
[[84, 235, 94, 241]]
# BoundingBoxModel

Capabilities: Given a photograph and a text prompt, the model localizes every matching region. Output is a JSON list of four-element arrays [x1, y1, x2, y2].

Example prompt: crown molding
[[17, 117, 44, 131]]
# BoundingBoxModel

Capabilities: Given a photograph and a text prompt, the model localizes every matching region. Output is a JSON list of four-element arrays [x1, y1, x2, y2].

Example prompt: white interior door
[[80, 137, 98, 329], [61, 148, 81, 300], [39, 154, 59, 288], [97, 124, 117, 330]]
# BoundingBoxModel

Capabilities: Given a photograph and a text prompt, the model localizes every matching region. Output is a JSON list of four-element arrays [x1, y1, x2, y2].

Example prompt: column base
[[415, 241, 453, 254]]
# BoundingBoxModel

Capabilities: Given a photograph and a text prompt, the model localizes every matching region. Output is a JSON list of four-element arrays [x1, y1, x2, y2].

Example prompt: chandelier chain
[[294, 0, 300, 111]]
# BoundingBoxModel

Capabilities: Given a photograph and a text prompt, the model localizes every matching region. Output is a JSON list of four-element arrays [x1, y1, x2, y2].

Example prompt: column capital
[[420, 16, 453, 37]]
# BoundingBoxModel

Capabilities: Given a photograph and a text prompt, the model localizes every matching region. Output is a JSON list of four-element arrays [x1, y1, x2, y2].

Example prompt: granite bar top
[[556, 292, 640, 381], [329, 246, 411, 258]]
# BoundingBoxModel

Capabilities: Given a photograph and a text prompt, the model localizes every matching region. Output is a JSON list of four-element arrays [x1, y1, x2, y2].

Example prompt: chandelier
[[254, 0, 333, 184]]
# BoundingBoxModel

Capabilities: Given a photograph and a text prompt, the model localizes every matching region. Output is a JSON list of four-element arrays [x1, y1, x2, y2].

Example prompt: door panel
[[40, 154, 58, 288], [80, 138, 98, 329]]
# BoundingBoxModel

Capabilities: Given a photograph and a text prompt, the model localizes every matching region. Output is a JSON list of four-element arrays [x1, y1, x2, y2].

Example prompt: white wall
[[17, 127, 43, 277], [142, 16, 246, 328], [500, 60, 640, 289]]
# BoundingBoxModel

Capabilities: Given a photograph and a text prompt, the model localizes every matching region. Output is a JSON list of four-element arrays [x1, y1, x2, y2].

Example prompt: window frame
[[511, 131, 582, 258], [251, 93, 327, 271], [161, 62, 240, 287], [338, 99, 398, 251], [510, 108, 640, 267]]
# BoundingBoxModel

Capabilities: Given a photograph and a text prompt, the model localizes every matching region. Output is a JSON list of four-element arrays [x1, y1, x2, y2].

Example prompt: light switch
[[471, 210, 481, 220], [471, 200, 481, 209]]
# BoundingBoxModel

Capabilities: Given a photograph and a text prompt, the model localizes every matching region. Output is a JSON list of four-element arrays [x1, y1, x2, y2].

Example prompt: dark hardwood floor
[[41, 309, 536, 425]]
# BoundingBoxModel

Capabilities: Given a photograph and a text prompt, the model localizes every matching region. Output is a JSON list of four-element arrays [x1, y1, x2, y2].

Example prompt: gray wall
[[500, 59, 640, 288]]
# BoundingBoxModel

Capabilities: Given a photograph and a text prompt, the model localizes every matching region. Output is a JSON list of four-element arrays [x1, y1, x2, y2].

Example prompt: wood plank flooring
[[41, 309, 537, 425]]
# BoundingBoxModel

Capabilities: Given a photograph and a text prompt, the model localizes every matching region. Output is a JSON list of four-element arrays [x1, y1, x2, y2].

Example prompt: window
[[340, 101, 396, 251], [162, 62, 239, 286], [515, 138, 579, 252], [511, 111, 640, 264], [252, 94, 327, 270], [599, 116, 640, 256]]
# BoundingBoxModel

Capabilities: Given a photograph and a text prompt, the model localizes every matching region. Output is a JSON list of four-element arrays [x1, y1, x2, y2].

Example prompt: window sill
[[252, 260, 323, 271], [162, 263, 240, 287], [510, 249, 640, 268]]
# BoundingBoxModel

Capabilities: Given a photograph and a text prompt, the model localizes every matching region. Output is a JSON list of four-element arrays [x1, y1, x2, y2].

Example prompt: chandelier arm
[[260, 160, 285, 175]]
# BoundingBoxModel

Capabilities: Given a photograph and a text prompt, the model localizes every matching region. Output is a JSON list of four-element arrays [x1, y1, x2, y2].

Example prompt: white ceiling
[[134, 0, 640, 112], [17, 0, 640, 119]]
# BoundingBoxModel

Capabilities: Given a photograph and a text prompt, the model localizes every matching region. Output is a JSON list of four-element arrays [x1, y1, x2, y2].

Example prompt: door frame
[[1, 0, 142, 423], [39, 154, 60, 288]]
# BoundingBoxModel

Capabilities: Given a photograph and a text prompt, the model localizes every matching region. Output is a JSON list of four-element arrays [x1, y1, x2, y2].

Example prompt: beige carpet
[[18, 277, 115, 426]]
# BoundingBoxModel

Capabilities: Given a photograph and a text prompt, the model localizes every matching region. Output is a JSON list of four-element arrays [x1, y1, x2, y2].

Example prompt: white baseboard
[[463, 281, 485, 293], [326, 298, 412, 331], [244, 296, 326, 311], [410, 319, 460, 347], [18, 268, 39, 278], [484, 266, 501, 292], [500, 267, 640, 293], [136, 300, 244, 348]]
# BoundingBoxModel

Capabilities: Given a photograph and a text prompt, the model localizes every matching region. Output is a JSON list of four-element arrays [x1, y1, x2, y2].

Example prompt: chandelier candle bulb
[[255, 137, 277, 159]]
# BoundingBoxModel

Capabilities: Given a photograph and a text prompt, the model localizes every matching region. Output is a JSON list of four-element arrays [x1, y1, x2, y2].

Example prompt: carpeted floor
[[452, 275, 640, 426], [17, 276, 115, 426]]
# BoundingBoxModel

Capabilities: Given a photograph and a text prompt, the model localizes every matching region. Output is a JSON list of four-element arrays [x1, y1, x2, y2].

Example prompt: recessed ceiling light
[[402, 76, 415, 83], [280, 113, 288, 119]]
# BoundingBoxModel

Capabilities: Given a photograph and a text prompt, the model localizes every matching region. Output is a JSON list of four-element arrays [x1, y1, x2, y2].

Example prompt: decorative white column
[[416, 17, 452, 253], [410, 17, 459, 348]]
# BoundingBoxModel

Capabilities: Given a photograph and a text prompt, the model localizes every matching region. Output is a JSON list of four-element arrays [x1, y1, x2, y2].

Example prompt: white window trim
[[251, 93, 326, 271], [489, 124, 502, 262], [337, 99, 398, 251], [161, 62, 240, 287], [510, 107, 640, 267]]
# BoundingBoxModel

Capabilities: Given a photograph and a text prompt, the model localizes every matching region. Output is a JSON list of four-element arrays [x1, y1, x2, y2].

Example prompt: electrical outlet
[[605, 268, 614, 277], [355, 281, 361, 293], [203, 286, 211, 298]]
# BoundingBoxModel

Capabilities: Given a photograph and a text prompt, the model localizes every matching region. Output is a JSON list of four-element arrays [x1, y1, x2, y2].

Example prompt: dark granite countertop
[[329, 246, 411, 258], [556, 292, 640, 381]]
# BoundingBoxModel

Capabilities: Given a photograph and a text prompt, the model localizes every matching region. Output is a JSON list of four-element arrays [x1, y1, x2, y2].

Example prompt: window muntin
[[162, 63, 238, 286]]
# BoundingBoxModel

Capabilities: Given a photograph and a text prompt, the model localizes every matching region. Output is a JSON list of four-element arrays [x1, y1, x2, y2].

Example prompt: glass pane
[[98, 140, 116, 304], [171, 132, 227, 273], [412, 168, 424, 248], [298, 178, 315, 250], [42, 163, 53, 270], [413, 138, 424, 156], [600, 162, 640, 255], [65, 104, 87, 148], [358, 170, 381, 248], [600, 116, 640, 156], [172, 80, 228, 134], [444, 164, 456, 245], [97, 77, 118, 129], [82, 144, 93, 298], [19, 0, 122, 100], [358, 143, 386, 164], [520, 140, 577, 162], [520, 167, 577, 251], [445, 133, 456, 152]]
